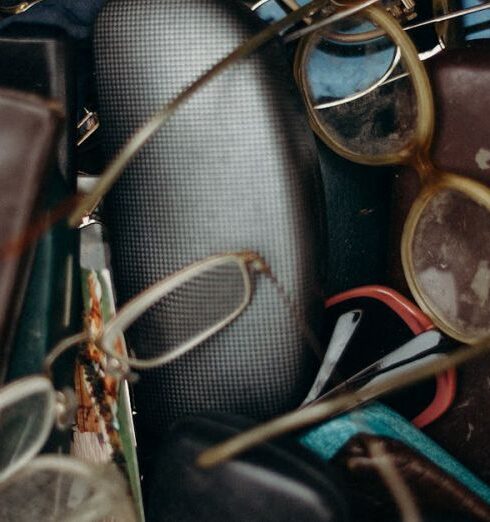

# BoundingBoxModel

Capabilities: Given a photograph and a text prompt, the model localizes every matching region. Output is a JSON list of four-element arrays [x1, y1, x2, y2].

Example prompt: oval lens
[[408, 187, 490, 342], [297, 11, 420, 163], [0, 377, 55, 481], [104, 255, 250, 365], [0, 456, 136, 522]]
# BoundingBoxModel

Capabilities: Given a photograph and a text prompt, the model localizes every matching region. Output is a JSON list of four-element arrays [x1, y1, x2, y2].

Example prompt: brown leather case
[[333, 433, 490, 522], [0, 88, 61, 369], [386, 42, 490, 482]]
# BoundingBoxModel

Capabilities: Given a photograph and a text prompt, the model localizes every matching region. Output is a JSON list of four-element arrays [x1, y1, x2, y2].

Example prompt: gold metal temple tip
[[196, 439, 244, 469]]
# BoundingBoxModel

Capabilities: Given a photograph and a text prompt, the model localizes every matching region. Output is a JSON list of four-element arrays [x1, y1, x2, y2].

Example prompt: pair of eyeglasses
[[252, 0, 490, 108], [301, 285, 456, 427], [0, 251, 281, 519], [292, 4, 490, 344], [0, 375, 136, 521]]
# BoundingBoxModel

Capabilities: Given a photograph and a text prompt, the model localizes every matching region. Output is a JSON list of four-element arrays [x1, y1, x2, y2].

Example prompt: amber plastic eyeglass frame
[[295, 5, 490, 344]]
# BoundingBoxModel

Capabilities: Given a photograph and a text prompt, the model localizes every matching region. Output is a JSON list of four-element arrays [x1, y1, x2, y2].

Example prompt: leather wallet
[[333, 433, 490, 521]]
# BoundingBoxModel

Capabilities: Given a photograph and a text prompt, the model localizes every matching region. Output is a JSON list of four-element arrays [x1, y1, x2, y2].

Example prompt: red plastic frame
[[325, 285, 457, 428]]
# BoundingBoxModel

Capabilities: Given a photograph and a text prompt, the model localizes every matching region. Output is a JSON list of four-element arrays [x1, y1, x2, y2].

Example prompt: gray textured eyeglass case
[[94, 0, 327, 433]]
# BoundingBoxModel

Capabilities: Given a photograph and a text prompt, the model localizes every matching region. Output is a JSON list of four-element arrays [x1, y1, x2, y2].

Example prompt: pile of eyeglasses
[[1, 0, 490, 520]]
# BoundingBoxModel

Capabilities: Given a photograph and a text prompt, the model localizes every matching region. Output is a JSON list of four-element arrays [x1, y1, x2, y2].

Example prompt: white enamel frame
[[0, 376, 56, 483], [100, 253, 255, 370]]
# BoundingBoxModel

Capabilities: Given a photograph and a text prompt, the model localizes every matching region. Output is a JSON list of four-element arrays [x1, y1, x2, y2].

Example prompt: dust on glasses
[[304, 286, 456, 427], [295, 5, 490, 344], [89, 251, 314, 369], [0, 377, 136, 521]]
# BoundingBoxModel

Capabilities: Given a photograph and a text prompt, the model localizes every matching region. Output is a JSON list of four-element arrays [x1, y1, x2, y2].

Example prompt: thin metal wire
[[67, 0, 378, 226]]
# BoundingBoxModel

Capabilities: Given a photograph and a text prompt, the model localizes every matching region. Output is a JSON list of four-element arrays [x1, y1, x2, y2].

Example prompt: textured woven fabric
[[94, 0, 326, 432]]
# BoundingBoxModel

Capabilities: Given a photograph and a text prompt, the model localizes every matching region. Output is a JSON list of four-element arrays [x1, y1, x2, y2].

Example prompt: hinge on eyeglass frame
[[0, 0, 44, 16], [385, 0, 418, 23], [77, 108, 100, 147]]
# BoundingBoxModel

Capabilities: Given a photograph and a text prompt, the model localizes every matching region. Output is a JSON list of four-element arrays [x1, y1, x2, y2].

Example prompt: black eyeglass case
[[146, 413, 350, 522], [94, 0, 327, 435]]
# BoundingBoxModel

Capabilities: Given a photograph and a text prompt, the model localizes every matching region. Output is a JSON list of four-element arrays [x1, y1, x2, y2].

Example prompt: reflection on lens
[[127, 257, 249, 361], [0, 457, 135, 522], [0, 380, 53, 480], [303, 19, 397, 106], [299, 13, 418, 161], [411, 188, 490, 340]]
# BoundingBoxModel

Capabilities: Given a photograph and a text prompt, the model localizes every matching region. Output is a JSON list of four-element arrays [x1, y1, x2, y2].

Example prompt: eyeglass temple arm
[[311, 330, 453, 404], [314, 2, 490, 110], [301, 309, 363, 406], [197, 335, 490, 469], [42, 331, 89, 378]]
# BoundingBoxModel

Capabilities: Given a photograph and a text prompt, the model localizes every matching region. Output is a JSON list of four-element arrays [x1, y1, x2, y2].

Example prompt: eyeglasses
[[2, 250, 291, 519], [0, 375, 136, 521], [304, 285, 456, 427], [0, 455, 135, 522], [251, 0, 490, 108], [293, 4, 490, 344]]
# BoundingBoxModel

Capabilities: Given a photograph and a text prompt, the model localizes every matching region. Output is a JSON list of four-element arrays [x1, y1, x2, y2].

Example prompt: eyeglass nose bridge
[[54, 387, 77, 431]]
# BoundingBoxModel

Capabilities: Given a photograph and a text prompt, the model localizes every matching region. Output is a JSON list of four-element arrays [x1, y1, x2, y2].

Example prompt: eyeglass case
[[93, 0, 326, 435], [146, 413, 350, 522]]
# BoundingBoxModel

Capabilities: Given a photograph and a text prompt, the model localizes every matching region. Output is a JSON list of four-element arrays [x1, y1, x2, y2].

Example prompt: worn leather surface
[[0, 88, 60, 377], [386, 42, 490, 483], [147, 413, 350, 522], [333, 433, 490, 521]]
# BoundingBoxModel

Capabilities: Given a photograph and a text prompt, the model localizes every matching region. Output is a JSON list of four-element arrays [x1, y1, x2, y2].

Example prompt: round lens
[[0, 456, 136, 522], [296, 7, 431, 165], [0, 377, 55, 481], [408, 187, 490, 342]]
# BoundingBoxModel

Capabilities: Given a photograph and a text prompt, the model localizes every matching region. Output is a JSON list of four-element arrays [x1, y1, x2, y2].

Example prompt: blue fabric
[[0, 0, 107, 39], [300, 402, 490, 504]]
